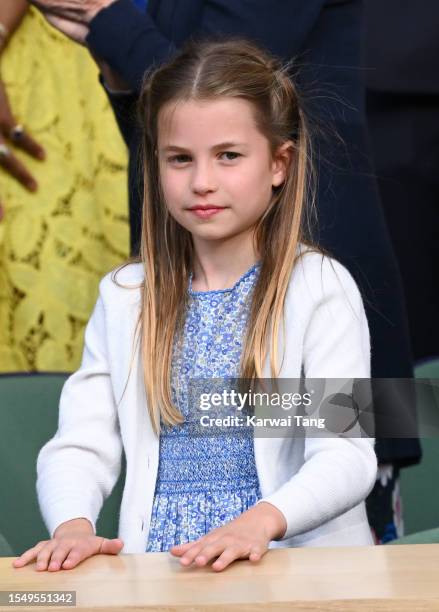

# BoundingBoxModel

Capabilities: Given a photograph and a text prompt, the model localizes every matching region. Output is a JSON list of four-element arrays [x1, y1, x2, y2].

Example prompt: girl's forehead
[[157, 97, 259, 140]]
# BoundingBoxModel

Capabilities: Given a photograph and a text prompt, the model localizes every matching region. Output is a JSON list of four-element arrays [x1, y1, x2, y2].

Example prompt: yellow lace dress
[[0, 8, 129, 372]]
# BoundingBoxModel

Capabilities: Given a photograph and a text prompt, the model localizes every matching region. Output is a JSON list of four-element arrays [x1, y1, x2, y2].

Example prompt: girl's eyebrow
[[162, 142, 246, 153]]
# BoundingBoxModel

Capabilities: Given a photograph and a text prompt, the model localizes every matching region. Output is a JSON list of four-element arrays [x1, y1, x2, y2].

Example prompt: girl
[[13, 38, 377, 573]]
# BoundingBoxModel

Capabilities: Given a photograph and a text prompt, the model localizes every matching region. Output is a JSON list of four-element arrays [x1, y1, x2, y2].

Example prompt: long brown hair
[[121, 38, 319, 434]]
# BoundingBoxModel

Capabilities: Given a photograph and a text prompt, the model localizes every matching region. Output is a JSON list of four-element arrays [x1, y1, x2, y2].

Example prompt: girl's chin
[[173, 216, 256, 242], [191, 230, 233, 242], [190, 227, 255, 245]]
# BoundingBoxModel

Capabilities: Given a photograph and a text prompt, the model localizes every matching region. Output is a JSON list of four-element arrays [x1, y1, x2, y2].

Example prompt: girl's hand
[[12, 519, 124, 571], [170, 502, 287, 572]]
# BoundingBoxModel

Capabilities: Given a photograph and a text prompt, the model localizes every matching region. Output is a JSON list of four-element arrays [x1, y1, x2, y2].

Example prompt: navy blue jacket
[[87, 0, 421, 466], [365, 0, 439, 95]]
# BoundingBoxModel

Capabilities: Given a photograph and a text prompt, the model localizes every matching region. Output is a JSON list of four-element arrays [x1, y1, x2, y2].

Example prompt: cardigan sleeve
[[36, 283, 123, 539], [259, 255, 377, 540]]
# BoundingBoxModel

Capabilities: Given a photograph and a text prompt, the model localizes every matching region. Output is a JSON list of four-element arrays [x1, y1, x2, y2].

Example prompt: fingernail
[[28, 181, 38, 192], [38, 150, 46, 160]]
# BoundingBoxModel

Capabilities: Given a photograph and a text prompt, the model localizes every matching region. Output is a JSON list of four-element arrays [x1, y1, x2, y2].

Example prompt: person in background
[[13, 40, 377, 572], [362, 0, 438, 543], [365, 0, 439, 364], [28, 0, 421, 541], [0, 1, 129, 372], [0, 1, 45, 222]]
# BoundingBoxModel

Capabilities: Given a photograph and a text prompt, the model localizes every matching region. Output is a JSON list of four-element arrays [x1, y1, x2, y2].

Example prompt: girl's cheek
[[164, 175, 185, 197]]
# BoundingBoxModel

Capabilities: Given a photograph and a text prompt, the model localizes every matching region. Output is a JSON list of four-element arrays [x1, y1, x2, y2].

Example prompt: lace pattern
[[0, 8, 129, 371]]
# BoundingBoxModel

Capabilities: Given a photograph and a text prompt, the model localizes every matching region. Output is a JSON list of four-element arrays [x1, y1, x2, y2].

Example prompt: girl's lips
[[188, 207, 226, 219]]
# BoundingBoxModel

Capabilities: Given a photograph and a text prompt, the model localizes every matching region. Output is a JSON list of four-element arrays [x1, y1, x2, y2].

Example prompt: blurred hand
[[43, 12, 89, 44], [170, 502, 287, 572], [28, 0, 117, 24], [12, 519, 124, 571], [0, 78, 46, 218]]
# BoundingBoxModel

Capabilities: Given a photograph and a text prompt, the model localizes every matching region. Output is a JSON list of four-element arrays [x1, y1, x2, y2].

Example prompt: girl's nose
[[190, 161, 218, 194]]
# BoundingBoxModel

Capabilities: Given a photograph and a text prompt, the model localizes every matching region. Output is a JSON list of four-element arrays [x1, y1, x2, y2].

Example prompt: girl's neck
[[191, 235, 259, 292]]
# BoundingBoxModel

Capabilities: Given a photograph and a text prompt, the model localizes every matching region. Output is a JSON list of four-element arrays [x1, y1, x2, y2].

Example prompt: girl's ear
[[271, 141, 294, 188]]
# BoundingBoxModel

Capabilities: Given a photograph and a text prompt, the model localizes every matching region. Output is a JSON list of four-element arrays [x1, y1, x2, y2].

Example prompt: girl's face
[[157, 98, 291, 246]]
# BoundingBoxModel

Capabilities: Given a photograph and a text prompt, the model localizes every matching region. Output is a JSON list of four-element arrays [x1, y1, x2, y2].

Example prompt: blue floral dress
[[146, 263, 262, 551]]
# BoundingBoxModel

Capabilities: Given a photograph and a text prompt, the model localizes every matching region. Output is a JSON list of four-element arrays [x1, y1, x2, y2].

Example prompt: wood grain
[[1, 544, 439, 611]]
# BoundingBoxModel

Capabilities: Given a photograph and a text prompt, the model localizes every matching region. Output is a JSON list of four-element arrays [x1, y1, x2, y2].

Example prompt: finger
[[43, 6, 90, 24], [99, 538, 124, 555], [42, 11, 89, 45], [60, 546, 88, 570], [10, 129, 46, 161], [193, 539, 234, 567], [12, 542, 49, 568], [35, 542, 59, 571], [211, 546, 242, 572], [61, 538, 123, 570], [179, 542, 206, 566], [46, 545, 74, 572], [169, 541, 197, 556], [171, 533, 216, 558], [0, 146, 38, 191], [249, 545, 264, 563]]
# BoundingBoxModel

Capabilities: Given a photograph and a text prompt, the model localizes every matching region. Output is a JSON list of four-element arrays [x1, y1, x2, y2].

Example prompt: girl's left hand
[[170, 502, 287, 572]]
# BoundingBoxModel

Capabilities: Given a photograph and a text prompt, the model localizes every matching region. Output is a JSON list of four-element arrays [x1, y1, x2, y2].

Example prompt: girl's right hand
[[12, 532, 124, 571]]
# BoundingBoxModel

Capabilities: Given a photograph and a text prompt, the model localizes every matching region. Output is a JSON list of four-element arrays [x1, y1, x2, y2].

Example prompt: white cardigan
[[37, 251, 377, 552]]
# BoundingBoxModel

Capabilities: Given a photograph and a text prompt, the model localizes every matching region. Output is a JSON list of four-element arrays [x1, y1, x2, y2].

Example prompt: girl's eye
[[167, 152, 241, 163], [219, 151, 241, 161], [168, 154, 191, 164]]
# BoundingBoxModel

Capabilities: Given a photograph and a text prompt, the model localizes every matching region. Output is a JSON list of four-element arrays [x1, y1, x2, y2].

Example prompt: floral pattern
[[146, 263, 263, 551]]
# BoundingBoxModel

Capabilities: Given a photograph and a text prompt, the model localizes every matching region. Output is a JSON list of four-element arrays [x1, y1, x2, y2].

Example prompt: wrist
[[254, 501, 287, 541], [53, 518, 94, 538]]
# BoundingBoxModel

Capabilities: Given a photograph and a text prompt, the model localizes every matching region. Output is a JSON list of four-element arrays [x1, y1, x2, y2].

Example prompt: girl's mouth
[[188, 206, 226, 219]]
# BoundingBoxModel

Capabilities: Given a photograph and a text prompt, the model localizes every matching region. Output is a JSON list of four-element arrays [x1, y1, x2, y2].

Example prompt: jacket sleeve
[[87, 0, 327, 146], [86, 0, 326, 91], [259, 256, 377, 540], [36, 282, 123, 538], [99, 82, 139, 150]]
